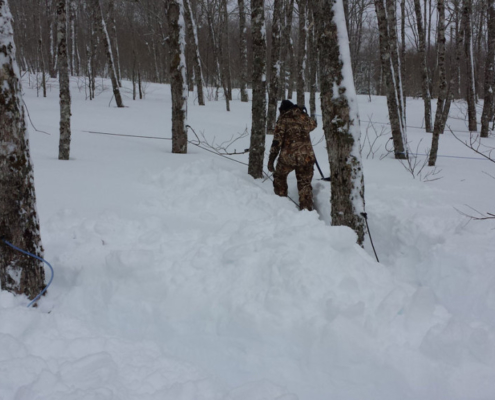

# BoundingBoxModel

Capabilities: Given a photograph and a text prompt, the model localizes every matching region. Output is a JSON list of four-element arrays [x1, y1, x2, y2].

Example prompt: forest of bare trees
[[3, 0, 495, 297], [10, 0, 495, 109]]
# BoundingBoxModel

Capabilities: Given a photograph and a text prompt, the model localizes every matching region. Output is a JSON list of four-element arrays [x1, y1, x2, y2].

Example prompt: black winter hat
[[279, 99, 295, 114]]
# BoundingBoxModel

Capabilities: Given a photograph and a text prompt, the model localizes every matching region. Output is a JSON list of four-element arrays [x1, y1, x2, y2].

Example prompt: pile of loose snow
[[1, 77, 495, 399]]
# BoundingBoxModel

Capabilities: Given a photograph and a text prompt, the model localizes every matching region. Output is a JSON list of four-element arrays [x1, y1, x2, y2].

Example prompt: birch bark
[[183, 0, 205, 105], [168, 0, 188, 154], [238, 0, 249, 102], [248, 0, 267, 178], [429, 0, 448, 166], [57, 0, 71, 161], [0, 0, 46, 299], [279, 0, 295, 99], [267, 0, 283, 135], [463, 0, 477, 131], [92, 0, 123, 108], [374, 0, 407, 159], [296, 0, 307, 106], [314, 0, 366, 245], [413, 0, 432, 132], [481, 0, 495, 137]]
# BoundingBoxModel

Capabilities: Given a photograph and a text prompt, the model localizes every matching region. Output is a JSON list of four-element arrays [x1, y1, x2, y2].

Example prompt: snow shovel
[[315, 158, 331, 181]]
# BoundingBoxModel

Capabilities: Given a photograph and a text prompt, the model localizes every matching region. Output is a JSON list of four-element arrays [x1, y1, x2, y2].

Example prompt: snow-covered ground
[[1, 76, 495, 400]]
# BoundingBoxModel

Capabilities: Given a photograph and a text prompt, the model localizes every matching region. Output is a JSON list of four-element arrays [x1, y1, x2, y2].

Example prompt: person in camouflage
[[267, 100, 317, 211]]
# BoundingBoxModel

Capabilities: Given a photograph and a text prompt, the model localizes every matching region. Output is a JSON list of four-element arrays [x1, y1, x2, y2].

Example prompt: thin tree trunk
[[218, 0, 231, 109], [279, 0, 295, 99], [463, 0, 477, 131], [400, 0, 406, 116], [286, 0, 296, 99], [314, 0, 366, 245], [221, 0, 232, 100], [69, 0, 75, 75], [183, 0, 205, 105], [455, 0, 463, 98], [168, 0, 188, 154], [70, 0, 78, 76], [308, 1, 317, 116], [204, 2, 223, 103], [132, 51, 137, 100], [374, 0, 407, 159], [429, 0, 447, 166], [386, 0, 405, 130], [0, 0, 46, 299], [92, 0, 124, 108], [248, 0, 267, 178], [413, 0, 432, 132], [481, 0, 495, 137], [238, 0, 249, 102], [49, 2, 57, 79], [107, 0, 122, 87], [57, 0, 71, 161], [267, 0, 283, 135], [296, 0, 307, 106], [38, 21, 47, 98]]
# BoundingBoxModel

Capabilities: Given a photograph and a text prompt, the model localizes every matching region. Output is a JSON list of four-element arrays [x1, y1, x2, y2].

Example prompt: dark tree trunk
[[481, 0, 495, 138], [308, 1, 317, 116], [0, 0, 46, 300], [454, 0, 463, 98], [221, 0, 232, 101], [168, 0, 188, 154], [296, 0, 307, 106], [219, 0, 231, 108], [374, 0, 407, 159], [267, 0, 283, 135], [314, 0, 366, 245], [463, 0, 477, 131], [248, 0, 267, 178], [57, 0, 71, 161], [429, 0, 448, 166], [413, 0, 432, 132], [238, 0, 249, 102]]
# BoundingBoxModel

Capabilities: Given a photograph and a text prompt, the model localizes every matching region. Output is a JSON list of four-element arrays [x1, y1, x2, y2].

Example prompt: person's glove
[[267, 153, 277, 172]]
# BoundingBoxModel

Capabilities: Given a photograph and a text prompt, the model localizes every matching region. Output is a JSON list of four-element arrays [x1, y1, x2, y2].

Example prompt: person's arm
[[268, 119, 284, 172], [308, 115, 317, 132]]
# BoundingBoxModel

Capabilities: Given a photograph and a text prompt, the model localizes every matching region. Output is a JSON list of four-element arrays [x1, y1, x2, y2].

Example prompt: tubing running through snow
[[1, 239, 54, 308]]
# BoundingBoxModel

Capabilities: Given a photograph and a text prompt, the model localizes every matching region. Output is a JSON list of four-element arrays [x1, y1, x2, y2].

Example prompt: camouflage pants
[[273, 161, 314, 211]]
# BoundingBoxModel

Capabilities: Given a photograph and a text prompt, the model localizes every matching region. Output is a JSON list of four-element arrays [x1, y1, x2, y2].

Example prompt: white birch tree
[[0, 0, 46, 299], [314, 0, 367, 245], [248, 0, 267, 178], [168, 0, 188, 154], [57, 0, 71, 161]]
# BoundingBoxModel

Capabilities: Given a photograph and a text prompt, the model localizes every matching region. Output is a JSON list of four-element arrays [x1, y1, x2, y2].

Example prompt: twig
[[448, 126, 495, 164], [22, 99, 51, 135], [455, 205, 495, 221], [186, 124, 249, 156]]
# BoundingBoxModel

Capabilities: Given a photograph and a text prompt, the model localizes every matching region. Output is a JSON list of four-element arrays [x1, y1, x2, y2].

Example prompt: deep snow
[[1, 75, 495, 400]]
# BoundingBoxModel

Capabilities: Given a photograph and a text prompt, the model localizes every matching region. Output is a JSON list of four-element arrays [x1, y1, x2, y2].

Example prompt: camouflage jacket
[[269, 107, 317, 166]]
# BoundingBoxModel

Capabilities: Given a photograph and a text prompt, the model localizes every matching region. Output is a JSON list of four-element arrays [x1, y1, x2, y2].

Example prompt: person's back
[[268, 101, 317, 211], [275, 106, 317, 167]]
